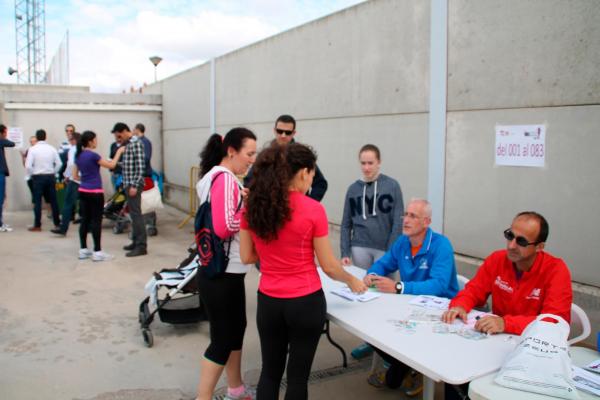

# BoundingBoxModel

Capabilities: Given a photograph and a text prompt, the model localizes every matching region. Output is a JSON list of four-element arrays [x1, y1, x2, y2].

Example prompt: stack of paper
[[330, 287, 381, 302]]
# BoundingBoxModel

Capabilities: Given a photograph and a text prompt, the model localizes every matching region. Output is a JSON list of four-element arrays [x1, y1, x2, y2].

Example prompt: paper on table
[[584, 359, 600, 375], [572, 366, 600, 396], [409, 295, 450, 310], [331, 287, 381, 302]]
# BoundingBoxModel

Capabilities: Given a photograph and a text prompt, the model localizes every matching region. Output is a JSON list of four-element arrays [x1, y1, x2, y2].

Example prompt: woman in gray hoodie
[[340, 144, 404, 365], [340, 144, 404, 269]]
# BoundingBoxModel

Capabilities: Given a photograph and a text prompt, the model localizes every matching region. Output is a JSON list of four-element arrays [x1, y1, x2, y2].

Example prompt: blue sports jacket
[[367, 227, 459, 298]]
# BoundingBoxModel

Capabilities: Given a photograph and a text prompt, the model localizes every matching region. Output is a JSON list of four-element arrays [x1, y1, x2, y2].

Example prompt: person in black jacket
[[0, 124, 16, 232], [244, 114, 328, 201]]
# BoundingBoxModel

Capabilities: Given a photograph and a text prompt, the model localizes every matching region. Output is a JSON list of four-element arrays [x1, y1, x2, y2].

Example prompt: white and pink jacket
[[196, 166, 250, 274]]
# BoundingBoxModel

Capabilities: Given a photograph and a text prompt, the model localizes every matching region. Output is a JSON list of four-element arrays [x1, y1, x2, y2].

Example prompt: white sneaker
[[78, 248, 93, 259], [0, 224, 13, 232], [92, 251, 114, 262]]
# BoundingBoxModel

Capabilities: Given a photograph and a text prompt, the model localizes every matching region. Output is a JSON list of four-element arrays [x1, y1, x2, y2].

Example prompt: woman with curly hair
[[240, 142, 366, 400], [195, 128, 257, 400]]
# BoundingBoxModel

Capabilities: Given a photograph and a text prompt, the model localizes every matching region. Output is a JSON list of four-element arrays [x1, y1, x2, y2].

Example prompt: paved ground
[[0, 207, 428, 400]]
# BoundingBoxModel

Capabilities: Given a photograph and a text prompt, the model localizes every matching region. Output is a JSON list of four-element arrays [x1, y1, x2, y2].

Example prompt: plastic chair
[[457, 274, 469, 291], [568, 303, 591, 345]]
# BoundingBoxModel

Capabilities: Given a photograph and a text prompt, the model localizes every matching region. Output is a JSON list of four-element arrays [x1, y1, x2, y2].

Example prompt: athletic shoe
[[78, 248, 93, 259], [366, 370, 386, 388], [351, 342, 373, 359], [402, 370, 423, 397], [224, 385, 256, 400], [92, 251, 114, 262], [0, 224, 13, 232]]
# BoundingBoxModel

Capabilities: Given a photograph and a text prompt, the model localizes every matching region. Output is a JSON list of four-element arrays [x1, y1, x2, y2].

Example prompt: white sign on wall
[[8, 127, 24, 148], [495, 124, 545, 167]]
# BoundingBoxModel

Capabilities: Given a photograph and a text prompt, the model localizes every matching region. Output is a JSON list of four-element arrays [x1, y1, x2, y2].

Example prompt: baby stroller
[[138, 245, 206, 347], [104, 174, 159, 236]]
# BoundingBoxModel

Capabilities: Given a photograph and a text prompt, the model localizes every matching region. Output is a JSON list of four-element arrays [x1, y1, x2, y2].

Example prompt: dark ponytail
[[76, 130, 96, 159], [246, 142, 317, 241], [199, 127, 256, 177]]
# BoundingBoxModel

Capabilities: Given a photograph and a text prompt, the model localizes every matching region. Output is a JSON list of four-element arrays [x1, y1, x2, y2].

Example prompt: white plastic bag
[[141, 185, 163, 214], [495, 314, 579, 399]]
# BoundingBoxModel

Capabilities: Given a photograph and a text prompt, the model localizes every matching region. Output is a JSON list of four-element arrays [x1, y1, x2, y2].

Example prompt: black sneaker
[[123, 243, 136, 251], [126, 247, 147, 257], [50, 228, 66, 236]]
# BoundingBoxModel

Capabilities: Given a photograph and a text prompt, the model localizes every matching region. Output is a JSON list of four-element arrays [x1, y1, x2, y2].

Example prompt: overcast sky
[[0, 0, 364, 93]]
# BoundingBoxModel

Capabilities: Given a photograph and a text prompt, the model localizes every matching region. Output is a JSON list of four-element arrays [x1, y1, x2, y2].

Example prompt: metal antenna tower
[[14, 0, 46, 84]]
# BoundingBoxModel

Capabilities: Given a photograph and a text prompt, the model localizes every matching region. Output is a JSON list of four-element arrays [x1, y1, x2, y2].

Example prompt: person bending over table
[[441, 211, 573, 400], [363, 198, 459, 395], [241, 142, 366, 400]]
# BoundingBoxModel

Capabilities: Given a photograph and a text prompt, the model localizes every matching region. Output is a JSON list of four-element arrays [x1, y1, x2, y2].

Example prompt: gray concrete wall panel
[[215, 0, 430, 126], [448, 0, 600, 111], [162, 65, 210, 130], [291, 114, 428, 224], [445, 105, 600, 286]]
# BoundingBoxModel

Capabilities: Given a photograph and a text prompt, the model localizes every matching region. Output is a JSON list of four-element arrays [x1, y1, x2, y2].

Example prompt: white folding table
[[319, 266, 518, 400], [469, 346, 600, 400]]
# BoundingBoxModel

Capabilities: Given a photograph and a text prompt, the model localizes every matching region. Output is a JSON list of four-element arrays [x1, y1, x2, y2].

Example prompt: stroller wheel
[[147, 226, 158, 236], [113, 224, 124, 234], [142, 328, 154, 348]]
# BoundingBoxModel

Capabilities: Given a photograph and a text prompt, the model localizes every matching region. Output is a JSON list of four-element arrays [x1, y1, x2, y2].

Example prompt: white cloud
[[0, 0, 365, 91]]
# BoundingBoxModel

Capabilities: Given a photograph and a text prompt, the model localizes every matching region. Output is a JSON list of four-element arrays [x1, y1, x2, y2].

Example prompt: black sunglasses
[[503, 229, 541, 247], [275, 128, 294, 136]]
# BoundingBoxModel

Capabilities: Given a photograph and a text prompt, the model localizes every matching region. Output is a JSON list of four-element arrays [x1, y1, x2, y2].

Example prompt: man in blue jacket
[[363, 198, 459, 394]]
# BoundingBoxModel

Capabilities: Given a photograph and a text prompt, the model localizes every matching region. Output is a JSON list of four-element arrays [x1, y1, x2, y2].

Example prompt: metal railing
[[177, 166, 200, 229]]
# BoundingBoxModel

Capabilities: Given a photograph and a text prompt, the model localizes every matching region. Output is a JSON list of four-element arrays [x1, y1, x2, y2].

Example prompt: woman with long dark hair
[[195, 128, 257, 400], [240, 142, 367, 400], [73, 130, 124, 261]]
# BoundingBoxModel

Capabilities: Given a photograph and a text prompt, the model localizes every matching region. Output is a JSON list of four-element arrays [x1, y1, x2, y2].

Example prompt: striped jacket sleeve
[[210, 172, 243, 239]]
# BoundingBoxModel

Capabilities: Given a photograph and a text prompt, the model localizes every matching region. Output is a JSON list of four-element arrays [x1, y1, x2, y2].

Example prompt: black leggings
[[256, 289, 326, 400], [197, 272, 247, 365], [79, 191, 104, 252]]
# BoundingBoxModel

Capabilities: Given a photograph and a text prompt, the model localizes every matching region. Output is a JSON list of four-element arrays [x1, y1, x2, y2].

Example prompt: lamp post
[[149, 56, 162, 83]]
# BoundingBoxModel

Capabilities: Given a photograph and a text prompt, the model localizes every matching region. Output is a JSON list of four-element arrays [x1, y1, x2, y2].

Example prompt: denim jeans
[[59, 180, 79, 233]]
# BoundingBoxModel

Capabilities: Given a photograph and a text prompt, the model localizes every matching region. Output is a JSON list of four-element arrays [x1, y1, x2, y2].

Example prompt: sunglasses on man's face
[[503, 228, 541, 247], [275, 128, 294, 136]]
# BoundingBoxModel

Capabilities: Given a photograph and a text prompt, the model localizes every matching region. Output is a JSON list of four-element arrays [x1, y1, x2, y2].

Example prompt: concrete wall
[[153, 0, 600, 344], [0, 85, 162, 212]]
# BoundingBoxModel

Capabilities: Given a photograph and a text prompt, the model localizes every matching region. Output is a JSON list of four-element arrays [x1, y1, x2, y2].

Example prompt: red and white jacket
[[449, 250, 573, 335]]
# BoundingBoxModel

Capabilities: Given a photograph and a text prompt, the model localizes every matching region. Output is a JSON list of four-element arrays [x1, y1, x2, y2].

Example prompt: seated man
[[441, 211, 573, 399], [363, 198, 459, 394]]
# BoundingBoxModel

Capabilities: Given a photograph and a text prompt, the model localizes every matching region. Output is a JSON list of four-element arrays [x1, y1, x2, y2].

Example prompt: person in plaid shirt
[[111, 122, 147, 257]]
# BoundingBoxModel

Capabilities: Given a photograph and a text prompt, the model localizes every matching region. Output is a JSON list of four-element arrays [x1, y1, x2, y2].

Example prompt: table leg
[[322, 320, 348, 368], [423, 376, 435, 400]]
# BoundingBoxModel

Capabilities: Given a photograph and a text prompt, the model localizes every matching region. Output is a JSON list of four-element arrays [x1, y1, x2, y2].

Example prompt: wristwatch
[[395, 281, 403, 294]]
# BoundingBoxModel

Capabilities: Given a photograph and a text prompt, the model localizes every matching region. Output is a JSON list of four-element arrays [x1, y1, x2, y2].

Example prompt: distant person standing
[[25, 129, 62, 231], [111, 122, 147, 257], [133, 123, 157, 231], [58, 124, 75, 182], [133, 123, 153, 178], [0, 124, 16, 232], [21, 136, 38, 204], [52, 132, 81, 236]]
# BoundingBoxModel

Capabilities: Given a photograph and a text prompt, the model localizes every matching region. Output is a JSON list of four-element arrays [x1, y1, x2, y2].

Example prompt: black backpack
[[194, 172, 241, 279]]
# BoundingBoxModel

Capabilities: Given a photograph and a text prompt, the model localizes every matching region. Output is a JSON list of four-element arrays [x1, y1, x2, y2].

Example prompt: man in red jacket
[[442, 211, 572, 335], [441, 211, 573, 400]]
